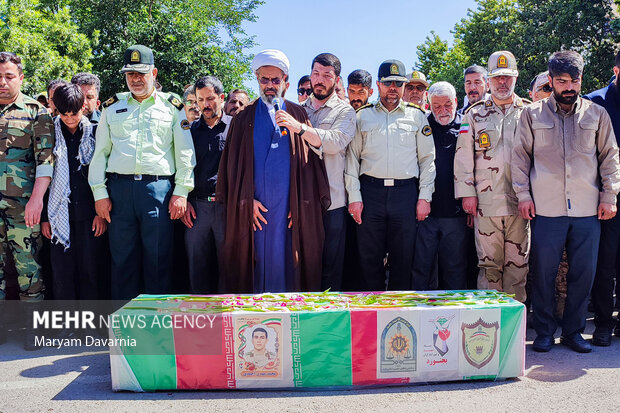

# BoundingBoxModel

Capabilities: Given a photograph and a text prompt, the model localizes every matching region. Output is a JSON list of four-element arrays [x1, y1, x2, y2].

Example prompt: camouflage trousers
[[0, 195, 44, 301], [474, 215, 530, 302]]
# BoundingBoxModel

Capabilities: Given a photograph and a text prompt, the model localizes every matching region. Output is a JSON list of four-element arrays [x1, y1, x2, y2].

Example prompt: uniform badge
[[497, 55, 507, 68], [168, 95, 184, 110], [412, 71, 420, 79], [422, 125, 432, 136], [390, 64, 399, 75], [180, 119, 190, 130], [131, 50, 140, 62], [102, 95, 119, 108], [478, 132, 490, 148], [484, 100, 493, 108]]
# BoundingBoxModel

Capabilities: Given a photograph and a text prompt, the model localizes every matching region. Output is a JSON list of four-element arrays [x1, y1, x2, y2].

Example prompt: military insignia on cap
[[497, 55, 508, 68], [479, 132, 491, 148], [131, 50, 140, 62], [180, 119, 190, 130], [422, 125, 432, 136], [390, 64, 399, 75], [412, 71, 420, 79], [485, 100, 493, 108]]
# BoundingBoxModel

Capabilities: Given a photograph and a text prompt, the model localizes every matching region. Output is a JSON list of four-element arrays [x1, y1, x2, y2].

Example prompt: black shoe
[[614, 323, 620, 338], [592, 327, 612, 347], [532, 335, 554, 352], [23, 329, 41, 351], [561, 333, 592, 353]]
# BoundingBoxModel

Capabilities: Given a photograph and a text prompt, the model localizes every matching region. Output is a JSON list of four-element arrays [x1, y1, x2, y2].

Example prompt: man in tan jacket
[[512, 51, 620, 353], [454, 51, 530, 303]]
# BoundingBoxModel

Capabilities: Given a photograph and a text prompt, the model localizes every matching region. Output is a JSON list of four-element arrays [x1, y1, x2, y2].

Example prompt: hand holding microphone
[[273, 98, 289, 136]]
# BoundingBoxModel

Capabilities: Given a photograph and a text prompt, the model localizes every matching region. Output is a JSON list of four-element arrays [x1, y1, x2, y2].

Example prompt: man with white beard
[[215, 49, 330, 294], [412, 82, 468, 290], [454, 51, 531, 303]]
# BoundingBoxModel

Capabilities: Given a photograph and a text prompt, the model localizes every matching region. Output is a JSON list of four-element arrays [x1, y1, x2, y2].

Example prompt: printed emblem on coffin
[[380, 317, 416, 373], [461, 317, 499, 369]]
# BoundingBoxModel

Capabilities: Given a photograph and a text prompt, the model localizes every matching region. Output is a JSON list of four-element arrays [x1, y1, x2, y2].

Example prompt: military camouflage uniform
[[0, 93, 54, 300], [454, 95, 530, 302]]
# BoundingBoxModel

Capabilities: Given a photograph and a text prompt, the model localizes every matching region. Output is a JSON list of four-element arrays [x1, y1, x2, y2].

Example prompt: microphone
[[273, 98, 289, 136]]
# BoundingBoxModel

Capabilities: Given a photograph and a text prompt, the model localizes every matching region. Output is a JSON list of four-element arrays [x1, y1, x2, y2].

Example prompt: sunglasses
[[297, 88, 312, 96], [259, 77, 282, 85], [406, 84, 427, 92], [381, 80, 405, 87], [538, 84, 552, 93]]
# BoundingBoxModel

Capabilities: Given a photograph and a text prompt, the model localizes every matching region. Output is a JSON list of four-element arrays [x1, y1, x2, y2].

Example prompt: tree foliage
[[67, 0, 262, 98], [1, 0, 262, 98], [0, 0, 94, 95], [416, 0, 620, 101]]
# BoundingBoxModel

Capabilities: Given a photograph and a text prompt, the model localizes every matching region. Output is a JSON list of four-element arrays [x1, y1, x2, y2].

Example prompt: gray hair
[[428, 81, 457, 100], [183, 85, 195, 100]]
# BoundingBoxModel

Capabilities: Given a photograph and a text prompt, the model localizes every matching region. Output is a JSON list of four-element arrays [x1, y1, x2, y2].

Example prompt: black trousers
[[342, 214, 362, 291], [50, 218, 110, 300], [357, 176, 418, 291], [185, 199, 224, 294], [321, 207, 346, 291], [413, 216, 468, 290], [592, 200, 620, 329]]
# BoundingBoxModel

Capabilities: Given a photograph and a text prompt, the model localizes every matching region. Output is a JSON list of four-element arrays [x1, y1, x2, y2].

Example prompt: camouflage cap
[[405, 71, 429, 88], [533, 71, 550, 91], [120, 45, 155, 74], [378, 60, 407, 83], [487, 51, 518, 77]]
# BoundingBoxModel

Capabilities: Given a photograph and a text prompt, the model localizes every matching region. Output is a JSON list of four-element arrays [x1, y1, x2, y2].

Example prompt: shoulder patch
[[168, 95, 184, 110], [180, 119, 191, 130], [102, 95, 119, 108], [465, 99, 485, 114], [422, 125, 432, 136], [356, 103, 373, 112], [407, 102, 426, 113]]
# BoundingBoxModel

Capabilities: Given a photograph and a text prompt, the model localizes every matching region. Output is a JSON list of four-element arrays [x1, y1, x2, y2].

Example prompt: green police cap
[[120, 45, 155, 74], [378, 60, 408, 83]]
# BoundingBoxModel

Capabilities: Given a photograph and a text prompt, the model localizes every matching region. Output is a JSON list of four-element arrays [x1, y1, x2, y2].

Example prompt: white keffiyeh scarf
[[48, 116, 95, 249]]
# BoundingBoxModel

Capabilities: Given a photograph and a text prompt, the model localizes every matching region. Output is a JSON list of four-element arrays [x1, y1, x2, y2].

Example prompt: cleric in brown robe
[[216, 49, 331, 293]]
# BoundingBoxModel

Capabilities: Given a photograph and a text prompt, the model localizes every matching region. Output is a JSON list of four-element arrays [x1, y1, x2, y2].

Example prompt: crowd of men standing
[[1, 44, 620, 354]]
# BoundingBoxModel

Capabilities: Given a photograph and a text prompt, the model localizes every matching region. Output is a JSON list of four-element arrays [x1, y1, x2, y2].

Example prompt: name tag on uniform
[[116, 108, 128, 113], [384, 179, 394, 187], [271, 143, 279, 149]]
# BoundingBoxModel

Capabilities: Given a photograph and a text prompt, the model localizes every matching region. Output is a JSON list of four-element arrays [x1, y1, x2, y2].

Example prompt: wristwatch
[[299, 123, 308, 136]]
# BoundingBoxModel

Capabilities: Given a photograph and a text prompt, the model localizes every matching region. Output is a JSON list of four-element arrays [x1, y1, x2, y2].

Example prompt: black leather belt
[[360, 175, 418, 187], [107, 173, 173, 181]]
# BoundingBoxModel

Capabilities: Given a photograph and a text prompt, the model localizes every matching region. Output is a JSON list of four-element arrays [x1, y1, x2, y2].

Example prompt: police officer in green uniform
[[345, 59, 436, 291], [0, 52, 54, 349], [89, 45, 195, 300]]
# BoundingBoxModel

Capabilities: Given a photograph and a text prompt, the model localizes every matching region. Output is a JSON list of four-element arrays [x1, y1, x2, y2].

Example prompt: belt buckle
[[134, 174, 142, 181], [384, 179, 394, 187]]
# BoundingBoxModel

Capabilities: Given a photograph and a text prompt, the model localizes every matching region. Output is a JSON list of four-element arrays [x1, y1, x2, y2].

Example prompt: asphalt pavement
[[1, 314, 619, 413]]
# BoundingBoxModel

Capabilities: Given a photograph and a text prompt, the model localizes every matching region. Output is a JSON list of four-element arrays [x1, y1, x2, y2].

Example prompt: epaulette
[[406, 102, 426, 113], [168, 95, 184, 110], [356, 103, 373, 112], [102, 95, 119, 109], [521, 97, 532, 105], [465, 99, 486, 114]]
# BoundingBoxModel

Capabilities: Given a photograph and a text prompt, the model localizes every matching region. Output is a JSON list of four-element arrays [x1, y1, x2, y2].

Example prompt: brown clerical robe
[[215, 99, 331, 293]]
